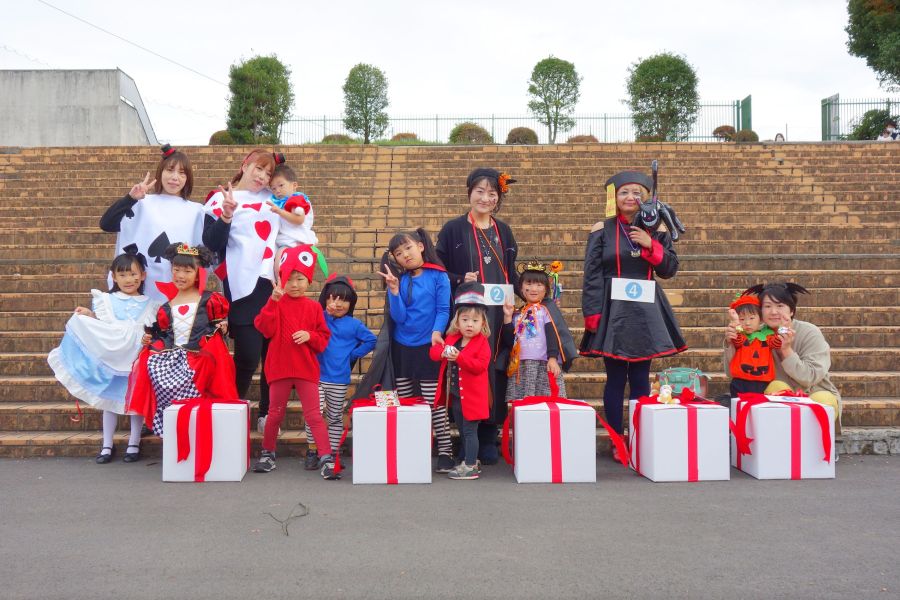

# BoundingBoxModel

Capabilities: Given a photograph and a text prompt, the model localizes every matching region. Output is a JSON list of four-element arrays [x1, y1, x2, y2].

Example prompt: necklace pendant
[[484, 255, 492, 264], [630, 249, 642, 258]]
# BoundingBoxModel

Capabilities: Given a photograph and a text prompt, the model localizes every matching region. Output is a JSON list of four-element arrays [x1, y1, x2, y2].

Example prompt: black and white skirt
[[147, 349, 200, 435]]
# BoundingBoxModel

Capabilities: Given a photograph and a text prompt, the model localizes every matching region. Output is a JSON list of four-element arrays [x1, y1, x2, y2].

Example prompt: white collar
[[112, 291, 147, 301]]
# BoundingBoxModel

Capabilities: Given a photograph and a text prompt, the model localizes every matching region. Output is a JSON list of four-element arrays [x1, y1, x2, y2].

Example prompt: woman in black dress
[[580, 171, 686, 460], [436, 168, 518, 464]]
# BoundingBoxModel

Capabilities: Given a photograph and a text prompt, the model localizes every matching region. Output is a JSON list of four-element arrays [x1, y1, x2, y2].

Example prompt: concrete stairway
[[0, 142, 897, 457]]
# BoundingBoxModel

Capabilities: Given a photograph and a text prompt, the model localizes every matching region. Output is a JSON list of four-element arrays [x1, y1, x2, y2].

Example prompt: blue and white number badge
[[610, 277, 656, 303], [482, 284, 514, 306]]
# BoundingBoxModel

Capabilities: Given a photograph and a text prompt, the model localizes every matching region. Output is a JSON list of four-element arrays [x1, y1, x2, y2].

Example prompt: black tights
[[230, 324, 270, 414], [602, 358, 652, 434]]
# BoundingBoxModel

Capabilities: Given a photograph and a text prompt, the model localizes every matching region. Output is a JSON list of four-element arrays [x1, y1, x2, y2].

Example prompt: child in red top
[[430, 282, 492, 480], [252, 245, 337, 479]]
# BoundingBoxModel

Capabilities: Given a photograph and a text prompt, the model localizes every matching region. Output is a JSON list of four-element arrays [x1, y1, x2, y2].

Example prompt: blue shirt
[[388, 267, 451, 347], [318, 314, 377, 384]]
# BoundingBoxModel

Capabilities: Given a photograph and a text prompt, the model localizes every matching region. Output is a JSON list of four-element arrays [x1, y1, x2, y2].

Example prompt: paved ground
[[1, 455, 898, 599]]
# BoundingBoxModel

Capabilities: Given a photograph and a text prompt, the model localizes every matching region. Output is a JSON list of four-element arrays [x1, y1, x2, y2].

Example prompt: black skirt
[[392, 340, 440, 381]]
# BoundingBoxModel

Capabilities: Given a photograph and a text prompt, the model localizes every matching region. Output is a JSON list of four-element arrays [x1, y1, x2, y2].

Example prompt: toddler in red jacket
[[430, 282, 492, 480], [252, 245, 338, 479]]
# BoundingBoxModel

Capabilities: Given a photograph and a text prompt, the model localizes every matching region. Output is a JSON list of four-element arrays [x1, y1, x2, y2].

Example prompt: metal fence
[[280, 98, 750, 144], [821, 94, 900, 140]]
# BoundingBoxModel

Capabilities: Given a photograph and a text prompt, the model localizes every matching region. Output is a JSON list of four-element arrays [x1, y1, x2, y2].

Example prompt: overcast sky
[[1, 0, 893, 143]]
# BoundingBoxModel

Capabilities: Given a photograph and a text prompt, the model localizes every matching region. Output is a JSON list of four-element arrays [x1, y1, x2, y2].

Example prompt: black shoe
[[253, 451, 276, 473], [122, 445, 141, 463], [95, 447, 114, 464], [435, 453, 455, 473], [319, 454, 340, 480], [304, 449, 319, 470], [478, 444, 499, 465]]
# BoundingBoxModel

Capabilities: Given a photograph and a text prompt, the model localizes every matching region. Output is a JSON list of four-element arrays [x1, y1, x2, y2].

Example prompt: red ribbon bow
[[333, 391, 430, 482], [172, 397, 249, 482], [501, 375, 629, 482], [630, 388, 720, 481], [731, 391, 832, 477]]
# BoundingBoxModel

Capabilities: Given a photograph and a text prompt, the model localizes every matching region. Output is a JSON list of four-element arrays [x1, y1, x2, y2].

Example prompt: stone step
[[4, 370, 898, 403], [0, 424, 895, 459], [8, 344, 899, 377], [3, 268, 898, 294], [6, 324, 897, 354], [6, 239, 897, 261], [3, 253, 899, 277], [3, 303, 897, 334], [2, 397, 896, 435], [1, 223, 894, 247]]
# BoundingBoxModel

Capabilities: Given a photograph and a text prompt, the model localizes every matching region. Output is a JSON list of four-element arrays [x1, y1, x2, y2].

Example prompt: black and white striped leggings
[[305, 381, 349, 453], [396, 377, 453, 456]]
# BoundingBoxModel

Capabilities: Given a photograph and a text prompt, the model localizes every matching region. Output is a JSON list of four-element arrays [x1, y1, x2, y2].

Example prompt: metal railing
[[821, 94, 900, 140], [280, 99, 749, 144]]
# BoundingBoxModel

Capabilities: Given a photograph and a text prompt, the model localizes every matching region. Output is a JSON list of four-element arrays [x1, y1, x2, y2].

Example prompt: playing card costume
[[126, 246, 236, 436], [99, 146, 204, 303], [202, 187, 280, 402]]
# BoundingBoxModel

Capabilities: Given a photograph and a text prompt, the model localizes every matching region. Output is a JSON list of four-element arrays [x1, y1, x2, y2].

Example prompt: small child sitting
[[725, 293, 782, 396], [267, 163, 318, 278]]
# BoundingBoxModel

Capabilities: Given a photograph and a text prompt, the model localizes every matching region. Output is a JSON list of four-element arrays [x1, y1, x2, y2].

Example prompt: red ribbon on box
[[732, 391, 832, 478], [501, 376, 629, 482], [630, 388, 720, 481], [172, 397, 249, 482], [333, 394, 429, 481]]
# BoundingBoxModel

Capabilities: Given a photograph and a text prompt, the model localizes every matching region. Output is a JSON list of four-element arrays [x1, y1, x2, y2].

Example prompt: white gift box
[[352, 405, 432, 484], [513, 401, 596, 483], [730, 397, 835, 480], [162, 402, 249, 482], [628, 400, 730, 482]]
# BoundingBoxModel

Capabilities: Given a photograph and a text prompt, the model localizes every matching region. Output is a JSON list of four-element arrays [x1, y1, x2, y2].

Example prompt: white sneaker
[[257, 416, 266, 433]]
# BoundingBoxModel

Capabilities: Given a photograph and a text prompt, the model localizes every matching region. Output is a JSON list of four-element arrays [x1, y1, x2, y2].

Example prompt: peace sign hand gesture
[[378, 264, 400, 295], [129, 172, 156, 200], [217, 182, 237, 220]]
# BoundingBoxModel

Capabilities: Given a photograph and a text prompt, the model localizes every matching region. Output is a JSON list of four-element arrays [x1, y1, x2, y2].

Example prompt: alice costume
[[100, 193, 205, 303], [48, 290, 158, 413], [272, 192, 318, 248], [126, 290, 236, 435]]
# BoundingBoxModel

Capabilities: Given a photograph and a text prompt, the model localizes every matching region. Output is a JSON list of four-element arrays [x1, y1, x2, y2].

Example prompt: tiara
[[517, 260, 563, 275], [176, 243, 199, 256]]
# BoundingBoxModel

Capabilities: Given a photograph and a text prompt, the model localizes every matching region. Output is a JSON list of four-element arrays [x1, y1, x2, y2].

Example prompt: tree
[[226, 55, 294, 144], [626, 53, 700, 141], [527, 56, 582, 143], [846, 0, 900, 91], [342, 64, 390, 144]]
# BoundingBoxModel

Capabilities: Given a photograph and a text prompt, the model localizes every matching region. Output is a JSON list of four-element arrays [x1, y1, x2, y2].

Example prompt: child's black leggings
[[602, 357, 652, 434]]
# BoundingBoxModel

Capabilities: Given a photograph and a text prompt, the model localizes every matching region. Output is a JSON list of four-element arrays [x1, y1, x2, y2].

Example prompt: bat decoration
[[634, 160, 687, 242]]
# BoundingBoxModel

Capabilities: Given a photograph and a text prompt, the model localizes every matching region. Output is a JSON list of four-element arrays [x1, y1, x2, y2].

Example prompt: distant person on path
[[876, 120, 898, 141], [580, 171, 686, 461], [435, 168, 520, 465]]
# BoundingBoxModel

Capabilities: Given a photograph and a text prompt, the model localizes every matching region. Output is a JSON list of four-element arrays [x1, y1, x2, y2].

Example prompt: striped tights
[[396, 377, 452, 456]]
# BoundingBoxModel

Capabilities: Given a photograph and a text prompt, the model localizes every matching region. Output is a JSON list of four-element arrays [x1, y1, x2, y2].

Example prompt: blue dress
[[48, 290, 158, 413]]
